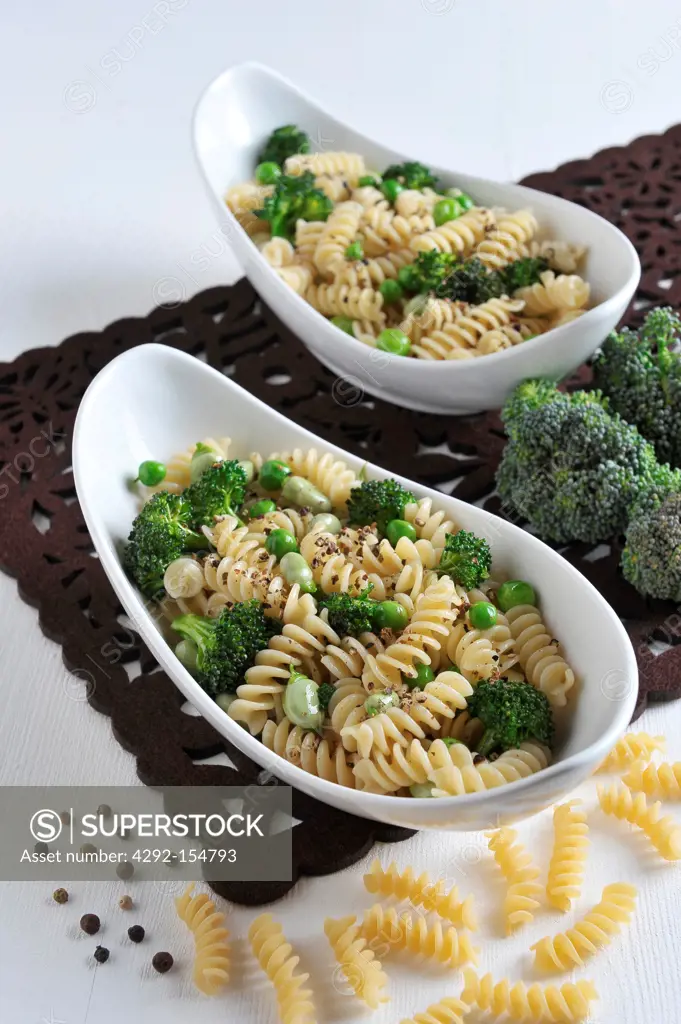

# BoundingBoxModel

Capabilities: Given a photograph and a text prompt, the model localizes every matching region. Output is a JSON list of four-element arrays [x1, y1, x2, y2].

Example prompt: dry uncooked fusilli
[[486, 827, 542, 933], [598, 783, 681, 861], [623, 759, 681, 800], [546, 800, 589, 912], [598, 732, 666, 772], [324, 915, 389, 1010], [461, 970, 598, 1022], [363, 860, 477, 931], [531, 882, 637, 973], [175, 884, 230, 996], [248, 913, 316, 1024], [360, 904, 479, 967]]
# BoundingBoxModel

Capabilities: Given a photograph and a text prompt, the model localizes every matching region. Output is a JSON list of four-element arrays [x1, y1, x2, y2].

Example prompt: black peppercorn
[[93, 945, 110, 964], [34, 841, 49, 856], [116, 860, 134, 881], [128, 925, 145, 943], [80, 913, 100, 935], [80, 843, 97, 856], [59, 810, 71, 825], [52, 888, 69, 904], [152, 951, 173, 974], [97, 803, 112, 819]]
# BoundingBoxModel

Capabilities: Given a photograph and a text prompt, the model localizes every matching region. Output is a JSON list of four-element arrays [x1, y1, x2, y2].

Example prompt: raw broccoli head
[[257, 125, 310, 167], [123, 492, 205, 599], [593, 307, 681, 469], [497, 381, 679, 543], [319, 586, 378, 638], [346, 479, 416, 535], [171, 600, 280, 695], [467, 679, 554, 756], [183, 459, 247, 526], [256, 172, 332, 239], [436, 530, 492, 590], [317, 681, 336, 713], [499, 257, 549, 292], [622, 489, 681, 601], [382, 161, 439, 190]]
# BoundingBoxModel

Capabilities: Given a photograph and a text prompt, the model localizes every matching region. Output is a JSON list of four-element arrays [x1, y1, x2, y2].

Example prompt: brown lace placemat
[[2, 124, 681, 904]]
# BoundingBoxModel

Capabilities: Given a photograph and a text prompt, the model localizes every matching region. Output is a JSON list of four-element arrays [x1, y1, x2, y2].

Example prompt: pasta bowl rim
[[191, 61, 641, 412], [73, 343, 638, 829]]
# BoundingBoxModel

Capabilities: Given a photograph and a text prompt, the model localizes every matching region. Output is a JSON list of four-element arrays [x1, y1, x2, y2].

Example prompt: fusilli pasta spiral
[[505, 603, 575, 707], [598, 731, 666, 772], [175, 884, 230, 996], [324, 915, 389, 1010], [531, 882, 637, 973], [353, 739, 432, 792], [597, 783, 681, 861], [314, 201, 364, 275], [461, 969, 598, 1022], [262, 717, 357, 788], [399, 996, 468, 1024], [268, 448, 360, 507], [306, 280, 385, 322], [427, 741, 549, 798], [363, 860, 477, 931], [248, 913, 316, 1024], [515, 270, 590, 314], [474, 209, 538, 269], [486, 827, 542, 933], [360, 904, 479, 967], [410, 207, 493, 256], [623, 759, 681, 800], [546, 800, 589, 912], [285, 151, 366, 185]]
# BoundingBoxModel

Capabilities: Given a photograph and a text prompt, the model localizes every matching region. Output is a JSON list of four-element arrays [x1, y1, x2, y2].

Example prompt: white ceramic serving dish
[[192, 61, 640, 415], [73, 344, 637, 831]]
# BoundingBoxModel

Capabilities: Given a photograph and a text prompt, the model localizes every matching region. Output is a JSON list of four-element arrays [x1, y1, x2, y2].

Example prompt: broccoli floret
[[257, 125, 310, 168], [183, 459, 247, 526], [256, 172, 332, 239], [382, 161, 439, 190], [319, 586, 378, 638], [497, 380, 681, 543], [347, 478, 416, 535], [621, 489, 681, 601], [171, 600, 280, 695], [438, 257, 506, 304], [593, 307, 681, 469], [467, 679, 554, 756], [436, 530, 492, 590], [499, 257, 549, 292], [407, 251, 459, 294], [317, 682, 336, 713], [123, 492, 205, 599]]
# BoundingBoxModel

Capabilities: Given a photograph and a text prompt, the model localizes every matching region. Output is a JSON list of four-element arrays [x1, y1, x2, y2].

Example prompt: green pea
[[283, 670, 323, 731], [309, 513, 342, 535], [345, 240, 364, 260], [379, 279, 404, 304], [497, 580, 537, 612], [397, 265, 421, 293], [381, 179, 404, 203], [403, 663, 435, 691], [469, 601, 498, 630], [442, 737, 462, 747], [238, 459, 256, 485], [358, 174, 381, 187], [215, 692, 237, 713], [374, 600, 409, 631], [175, 639, 198, 675], [456, 191, 474, 211], [137, 460, 166, 487], [330, 315, 355, 335], [259, 459, 292, 491], [190, 444, 221, 484], [281, 475, 332, 514], [386, 519, 417, 546], [249, 498, 277, 518], [376, 328, 411, 357], [265, 528, 299, 560], [364, 690, 400, 717], [279, 552, 316, 593], [433, 198, 461, 226], [409, 782, 434, 798], [255, 161, 282, 185], [524, 333, 537, 341]]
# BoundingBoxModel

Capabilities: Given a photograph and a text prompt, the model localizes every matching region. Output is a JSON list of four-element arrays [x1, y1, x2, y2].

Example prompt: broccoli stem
[[477, 729, 502, 758], [171, 614, 214, 649]]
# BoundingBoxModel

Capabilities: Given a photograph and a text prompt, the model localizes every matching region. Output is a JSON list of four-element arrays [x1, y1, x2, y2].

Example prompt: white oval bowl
[[192, 61, 640, 415], [73, 344, 637, 830]]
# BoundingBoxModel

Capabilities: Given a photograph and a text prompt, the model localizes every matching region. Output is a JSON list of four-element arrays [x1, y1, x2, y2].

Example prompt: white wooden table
[[2, 2, 681, 1020]]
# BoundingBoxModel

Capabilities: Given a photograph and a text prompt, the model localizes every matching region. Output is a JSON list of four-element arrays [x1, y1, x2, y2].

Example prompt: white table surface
[[3, 1, 681, 1020]]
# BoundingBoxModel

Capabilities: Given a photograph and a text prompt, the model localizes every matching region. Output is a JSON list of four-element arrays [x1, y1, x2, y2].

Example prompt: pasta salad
[[225, 124, 590, 361], [124, 440, 577, 797]]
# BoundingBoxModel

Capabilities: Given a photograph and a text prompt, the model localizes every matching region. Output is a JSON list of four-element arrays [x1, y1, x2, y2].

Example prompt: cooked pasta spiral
[[262, 717, 357, 788], [623, 759, 681, 800], [597, 783, 681, 861], [276, 263, 313, 295], [531, 883, 637, 973], [143, 435, 232, 497], [546, 800, 589, 912], [403, 498, 457, 553], [294, 219, 326, 265], [333, 248, 414, 288], [314, 173, 351, 202], [247, 507, 313, 543], [268, 448, 359, 507], [175, 884, 230, 996], [461, 969, 598, 1022], [248, 913, 316, 1024], [427, 741, 549, 798], [395, 187, 441, 218], [363, 859, 477, 931], [324, 916, 389, 1010], [528, 238, 586, 273], [598, 731, 666, 772], [202, 555, 288, 618], [476, 321, 541, 354], [362, 207, 435, 254], [411, 298, 526, 361], [445, 621, 501, 684], [306, 280, 385, 322], [515, 270, 590, 314], [399, 996, 469, 1024], [475, 209, 538, 269], [285, 151, 366, 185], [225, 182, 273, 237], [260, 237, 295, 268], [228, 636, 301, 735], [410, 207, 493, 256], [360, 904, 479, 968], [300, 530, 371, 595], [354, 739, 432, 793], [505, 603, 575, 707], [486, 827, 542, 932], [341, 707, 427, 759], [404, 671, 474, 731], [163, 556, 205, 599], [351, 184, 389, 210], [314, 201, 364, 275]]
